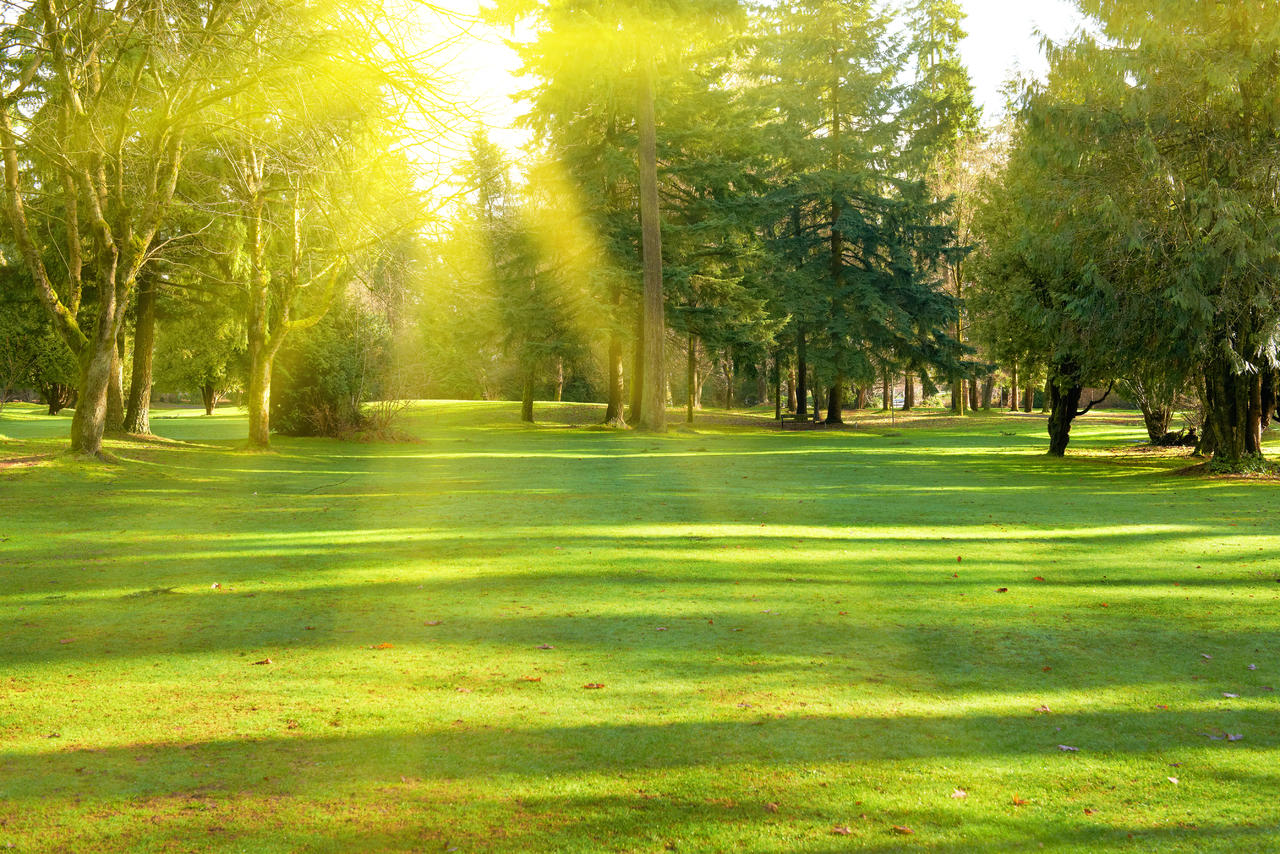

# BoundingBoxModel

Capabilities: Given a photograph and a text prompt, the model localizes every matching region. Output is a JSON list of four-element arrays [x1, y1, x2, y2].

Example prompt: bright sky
[[421, 0, 1093, 163]]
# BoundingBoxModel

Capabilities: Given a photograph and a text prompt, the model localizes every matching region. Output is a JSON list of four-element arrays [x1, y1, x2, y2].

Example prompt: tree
[[0, 0, 279, 456], [494, 0, 742, 431]]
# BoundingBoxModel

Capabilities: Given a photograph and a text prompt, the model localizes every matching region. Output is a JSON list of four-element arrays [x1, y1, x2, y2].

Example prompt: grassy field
[[1, 401, 1278, 852]]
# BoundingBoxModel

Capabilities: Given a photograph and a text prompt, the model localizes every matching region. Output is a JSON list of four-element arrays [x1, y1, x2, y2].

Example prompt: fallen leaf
[[303, 626, 315, 631], [764, 803, 779, 813], [1083, 808, 1096, 816], [957, 556, 963, 562], [831, 825, 852, 835], [1012, 796, 1029, 806], [1227, 733, 1244, 741], [1100, 603, 1109, 608], [838, 611, 848, 616], [1168, 777, 1179, 785], [1034, 576, 1045, 582], [1042, 666, 1052, 672], [520, 676, 542, 682], [1248, 664, 1258, 671], [251, 658, 272, 665], [44, 732, 60, 739], [537, 644, 555, 649], [1156, 704, 1169, 710], [951, 788, 968, 799], [58, 639, 74, 645], [893, 825, 915, 835], [370, 643, 393, 650], [1222, 692, 1239, 698], [583, 683, 605, 689], [1034, 705, 1051, 713], [655, 627, 668, 631], [1058, 745, 1080, 752], [1202, 653, 1213, 660], [210, 583, 221, 590], [996, 587, 1009, 593], [424, 621, 442, 626]]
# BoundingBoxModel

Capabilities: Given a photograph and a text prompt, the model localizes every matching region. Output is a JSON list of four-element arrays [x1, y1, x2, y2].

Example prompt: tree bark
[[686, 333, 696, 424], [201, 382, 218, 416], [105, 326, 126, 433], [980, 376, 995, 410], [635, 62, 665, 432], [628, 302, 644, 424], [825, 374, 844, 425], [70, 328, 115, 456], [1203, 353, 1259, 463], [1047, 375, 1083, 457], [246, 346, 272, 447], [520, 369, 534, 422], [773, 352, 782, 420], [854, 385, 869, 410], [787, 369, 798, 414], [902, 371, 914, 411], [1023, 383, 1034, 413], [554, 357, 564, 403], [1009, 361, 1019, 411], [795, 329, 808, 419], [968, 377, 980, 412], [882, 367, 891, 411], [722, 355, 734, 410], [604, 318, 626, 426], [123, 270, 158, 434]]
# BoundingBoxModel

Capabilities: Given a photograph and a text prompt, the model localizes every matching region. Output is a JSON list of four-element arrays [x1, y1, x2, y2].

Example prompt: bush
[[271, 303, 394, 437]]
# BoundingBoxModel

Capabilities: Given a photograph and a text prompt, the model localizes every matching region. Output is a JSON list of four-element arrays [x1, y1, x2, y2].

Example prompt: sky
[[419, 0, 1093, 164]]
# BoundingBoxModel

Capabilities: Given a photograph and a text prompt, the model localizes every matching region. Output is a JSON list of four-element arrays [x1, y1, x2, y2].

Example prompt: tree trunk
[[554, 357, 564, 403], [722, 356, 734, 410], [1203, 352, 1260, 463], [603, 287, 626, 426], [628, 306, 644, 425], [70, 327, 116, 457], [968, 378, 980, 412], [1047, 376, 1084, 457], [825, 374, 844, 425], [756, 363, 768, 408], [520, 369, 534, 423], [855, 385, 869, 410], [795, 329, 808, 419], [636, 62, 665, 432], [105, 326, 126, 434], [246, 347, 272, 448], [1138, 402, 1172, 443], [1009, 361, 1019, 411], [773, 352, 782, 420], [201, 382, 218, 416], [43, 382, 74, 416], [787, 370, 798, 413], [980, 376, 995, 410], [123, 271, 157, 435], [686, 333, 696, 424], [902, 371, 914, 411], [882, 368, 891, 411], [1023, 383, 1034, 413]]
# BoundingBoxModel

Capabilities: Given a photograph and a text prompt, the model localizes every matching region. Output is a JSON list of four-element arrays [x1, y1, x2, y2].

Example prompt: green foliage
[[271, 301, 393, 437]]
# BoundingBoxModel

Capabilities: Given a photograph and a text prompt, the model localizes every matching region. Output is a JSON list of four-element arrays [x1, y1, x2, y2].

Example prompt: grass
[[1, 400, 1278, 852]]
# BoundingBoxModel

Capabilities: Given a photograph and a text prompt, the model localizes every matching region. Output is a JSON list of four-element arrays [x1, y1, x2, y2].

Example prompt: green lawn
[[1, 401, 1278, 852]]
